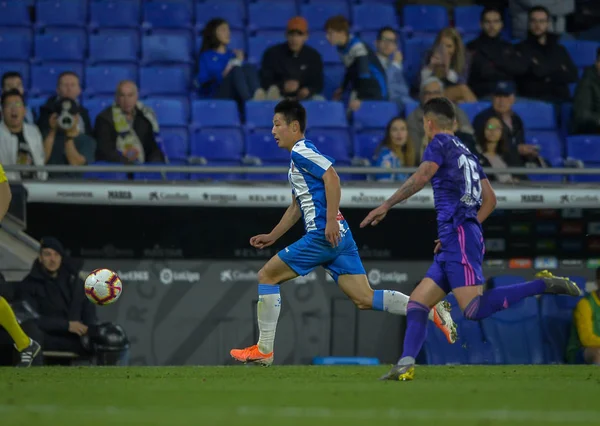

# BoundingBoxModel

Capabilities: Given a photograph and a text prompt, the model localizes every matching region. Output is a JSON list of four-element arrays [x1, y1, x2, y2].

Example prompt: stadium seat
[[302, 101, 346, 128], [195, 0, 245, 31], [83, 161, 128, 181], [192, 100, 240, 128], [561, 40, 599, 68], [83, 97, 113, 126], [352, 3, 397, 32], [34, 30, 86, 62], [248, 2, 297, 32], [566, 135, 600, 162], [308, 129, 352, 163], [36, 0, 87, 28], [247, 33, 284, 65], [30, 62, 83, 97], [353, 131, 383, 161], [526, 131, 564, 165], [402, 5, 449, 34], [88, 30, 139, 64], [459, 102, 492, 123], [300, 3, 350, 31], [569, 276, 587, 293], [89, 0, 141, 30], [84, 65, 137, 97], [540, 294, 582, 364], [190, 128, 244, 162], [245, 101, 279, 129], [353, 101, 399, 130], [0, 1, 31, 27], [560, 102, 572, 136], [245, 129, 288, 163], [403, 99, 419, 117], [481, 297, 545, 364], [142, 1, 192, 30], [306, 32, 340, 65], [27, 96, 47, 118], [323, 64, 344, 100], [161, 127, 189, 161], [402, 35, 437, 86], [359, 31, 378, 50], [455, 5, 484, 34], [0, 31, 32, 61], [0, 62, 30, 90], [144, 97, 188, 127], [512, 101, 556, 130], [489, 275, 526, 288], [141, 35, 192, 65], [139, 66, 190, 96]]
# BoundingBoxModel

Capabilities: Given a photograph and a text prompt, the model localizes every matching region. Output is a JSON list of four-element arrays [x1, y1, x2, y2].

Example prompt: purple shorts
[[425, 220, 485, 294]]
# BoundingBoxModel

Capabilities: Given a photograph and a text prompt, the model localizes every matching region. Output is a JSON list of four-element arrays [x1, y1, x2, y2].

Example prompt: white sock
[[256, 284, 281, 354], [373, 289, 436, 321]]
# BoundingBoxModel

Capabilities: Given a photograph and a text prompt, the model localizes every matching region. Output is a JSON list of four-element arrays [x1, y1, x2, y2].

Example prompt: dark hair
[[1, 71, 23, 89], [324, 15, 349, 33], [423, 97, 456, 122], [476, 116, 510, 154], [528, 5, 550, 20], [57, 71, 80, 86], [201, 18, 228, 52], [480, 7, 503, 22], [377, 26, 396, 41], [375, 117, 416, 167], [1, 89, 25, 107], [274, 100, 306, 133]]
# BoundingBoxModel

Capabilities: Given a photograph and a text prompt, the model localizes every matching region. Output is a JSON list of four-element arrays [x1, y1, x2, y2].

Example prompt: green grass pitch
[[0, 365, 598, 426]]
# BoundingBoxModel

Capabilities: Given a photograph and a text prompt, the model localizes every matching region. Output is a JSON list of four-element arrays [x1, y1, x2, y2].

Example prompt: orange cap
[[287, 16, 308, 34]]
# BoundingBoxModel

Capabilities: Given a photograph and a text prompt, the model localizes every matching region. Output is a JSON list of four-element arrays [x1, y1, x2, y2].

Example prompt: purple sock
[[400, 300, 430, 359], [464, 279, 546, 320]]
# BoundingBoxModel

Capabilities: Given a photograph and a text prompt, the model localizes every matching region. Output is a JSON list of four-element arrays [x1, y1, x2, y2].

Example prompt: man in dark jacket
[[260, 17, 324, 100], [572, 47, 600, 134], [515, 5, 578, 103], [467, 7, 528, 98]]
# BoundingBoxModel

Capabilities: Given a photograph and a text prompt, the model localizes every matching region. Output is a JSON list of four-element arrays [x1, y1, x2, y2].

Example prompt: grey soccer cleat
[[536, 270, 582, 296], [15, 339, 41, 368], [379, 357, 415, 381]]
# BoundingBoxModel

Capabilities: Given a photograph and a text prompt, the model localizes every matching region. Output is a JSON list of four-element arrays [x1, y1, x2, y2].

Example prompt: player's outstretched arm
[[477, 178, 497, 224], [0, 165, 12, 223], [323, 167, 342, 247]]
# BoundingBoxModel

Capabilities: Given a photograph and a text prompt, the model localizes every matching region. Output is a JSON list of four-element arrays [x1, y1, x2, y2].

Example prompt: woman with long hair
[[197, 18, 262, 102], [476, 116, 517, 183], [373, 117, 415, 181], [421, 28, 477, 103]]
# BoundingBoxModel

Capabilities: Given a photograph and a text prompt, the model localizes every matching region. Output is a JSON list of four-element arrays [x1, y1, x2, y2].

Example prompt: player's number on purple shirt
[[458, 154, 482, 205]]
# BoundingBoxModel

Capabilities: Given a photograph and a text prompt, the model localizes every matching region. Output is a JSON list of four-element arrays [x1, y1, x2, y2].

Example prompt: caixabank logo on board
[[159, 268, 200, 285], [220, 269, 257, 282], [368, 269, 408, 286], [149, 192, 189, 201]]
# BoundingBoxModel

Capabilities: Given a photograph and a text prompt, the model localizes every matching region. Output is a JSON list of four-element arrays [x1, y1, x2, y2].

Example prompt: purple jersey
[[422, 133, 487, 240]]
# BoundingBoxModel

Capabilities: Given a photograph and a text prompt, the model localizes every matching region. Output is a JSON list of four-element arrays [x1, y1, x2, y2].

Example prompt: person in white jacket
[[0, 90, 46, 181]]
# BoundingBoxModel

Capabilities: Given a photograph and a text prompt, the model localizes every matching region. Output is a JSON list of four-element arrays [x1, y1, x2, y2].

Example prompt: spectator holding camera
[[1, 72, 34, 124], [0, 90, 46, 181], [94, 81, 165, 164]]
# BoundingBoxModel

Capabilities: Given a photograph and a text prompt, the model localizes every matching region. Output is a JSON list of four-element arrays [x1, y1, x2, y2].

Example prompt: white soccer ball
[[84, 269, 123, 306]]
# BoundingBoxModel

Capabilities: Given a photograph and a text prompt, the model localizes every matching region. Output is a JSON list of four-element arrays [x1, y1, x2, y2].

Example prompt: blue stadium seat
[[0, 31, 32, 61], [27, 96, 47, 118], [526, 131, 563, 165], [352, 3, 397, 32], [306, 32, 340, 65], [323, 64, 344, 99], [195, 0, 245, 31], [402, 35, 436, 86], [309, 129, 351, 163], [84, 65, 137, 96], [144, 97, 188, 127], [512, 101, 556, 130], [139, 66, 190, 96], [36, 0, 87, 28], [402, 5, 449, 34], [489, 275, 526, 288], [89, 0, 141, 30], [245, 101, 279, 129], [353, 131, 383, 161], [34, 30, 86, 62], [540, 295, 582, 364], [561, 40, 599, 68], [302, 101, 346, 128], [143, 1, 192, 30], [353, 101, 399, 130], [481, 297, 545, 364], [83, 97, 113, 126], [30, 62, 83, 96], [560, 102, 572, 136], [192, 100, 240, 128], [190, 128, 244, 161], [569, 276, 587, 293], [83, 161, 128, 181], [246, 129, 288, 163], [248, 33, 284, 65], [0, 62, 30, 90], [300, 3, 350, 31], [248, 2, 297, 32], [359, 32, 378, 50], [88, 30, 139, 64], [566, 135, 600, 162], [0, 2, 30, 27], [160, 127, 189, 161], [455, 5, 484, 34], [196, 29, 245, 53], [460, 101, 492, 123], [142, 34, 192, 64], [403, 99, 419, 117]]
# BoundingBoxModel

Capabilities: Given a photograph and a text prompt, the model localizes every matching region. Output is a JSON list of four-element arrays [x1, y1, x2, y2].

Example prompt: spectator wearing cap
[[258, 17, 324, 101], [467, 7, 528, 99], [42, 97, 96, 177], [572, 47, 600, 134], [1, 72, 35, 124], [37, 72, 93, 139], [0, 90, 46, 181]]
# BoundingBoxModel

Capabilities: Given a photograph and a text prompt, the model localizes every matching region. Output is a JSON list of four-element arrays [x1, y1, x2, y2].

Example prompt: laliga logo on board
[[368, 269, 408, 286], [160, 268, 201, 285]]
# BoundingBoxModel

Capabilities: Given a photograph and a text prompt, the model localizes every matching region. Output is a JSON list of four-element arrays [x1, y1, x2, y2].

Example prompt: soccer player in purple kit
[[361, 97, 582, 381]]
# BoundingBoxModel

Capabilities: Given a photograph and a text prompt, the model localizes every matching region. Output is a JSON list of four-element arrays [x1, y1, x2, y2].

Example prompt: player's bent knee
[[257, 268, 277, 285]]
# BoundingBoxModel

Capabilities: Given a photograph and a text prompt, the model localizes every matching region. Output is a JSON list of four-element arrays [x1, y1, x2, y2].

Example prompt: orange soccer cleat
[[432, 301, 458, 344], [230, 344, 274, 366]]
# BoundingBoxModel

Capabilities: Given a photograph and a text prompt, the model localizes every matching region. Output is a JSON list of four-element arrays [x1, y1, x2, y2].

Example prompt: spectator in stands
[[259, 17, 324, 101], [94, 81, 165, 164], [325, 16, 385, 112], [38, 72, 93, 138], [567, 267, 600, 365], [0, 90, 46, 181], [476, 116, 520, 183], [572, 47, 600, 134], [373, 117, 415, 181], [421, 28, 477, 103], [510, 0, 575, 40], [1, 72, 34, 123], [42, 98, 96, 177], [374, 27, 412, 113], [467, 7, 528, 98], [515, 6, 578, 103], [406, 76, 474, 162], [197, 18, 262, 103]]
